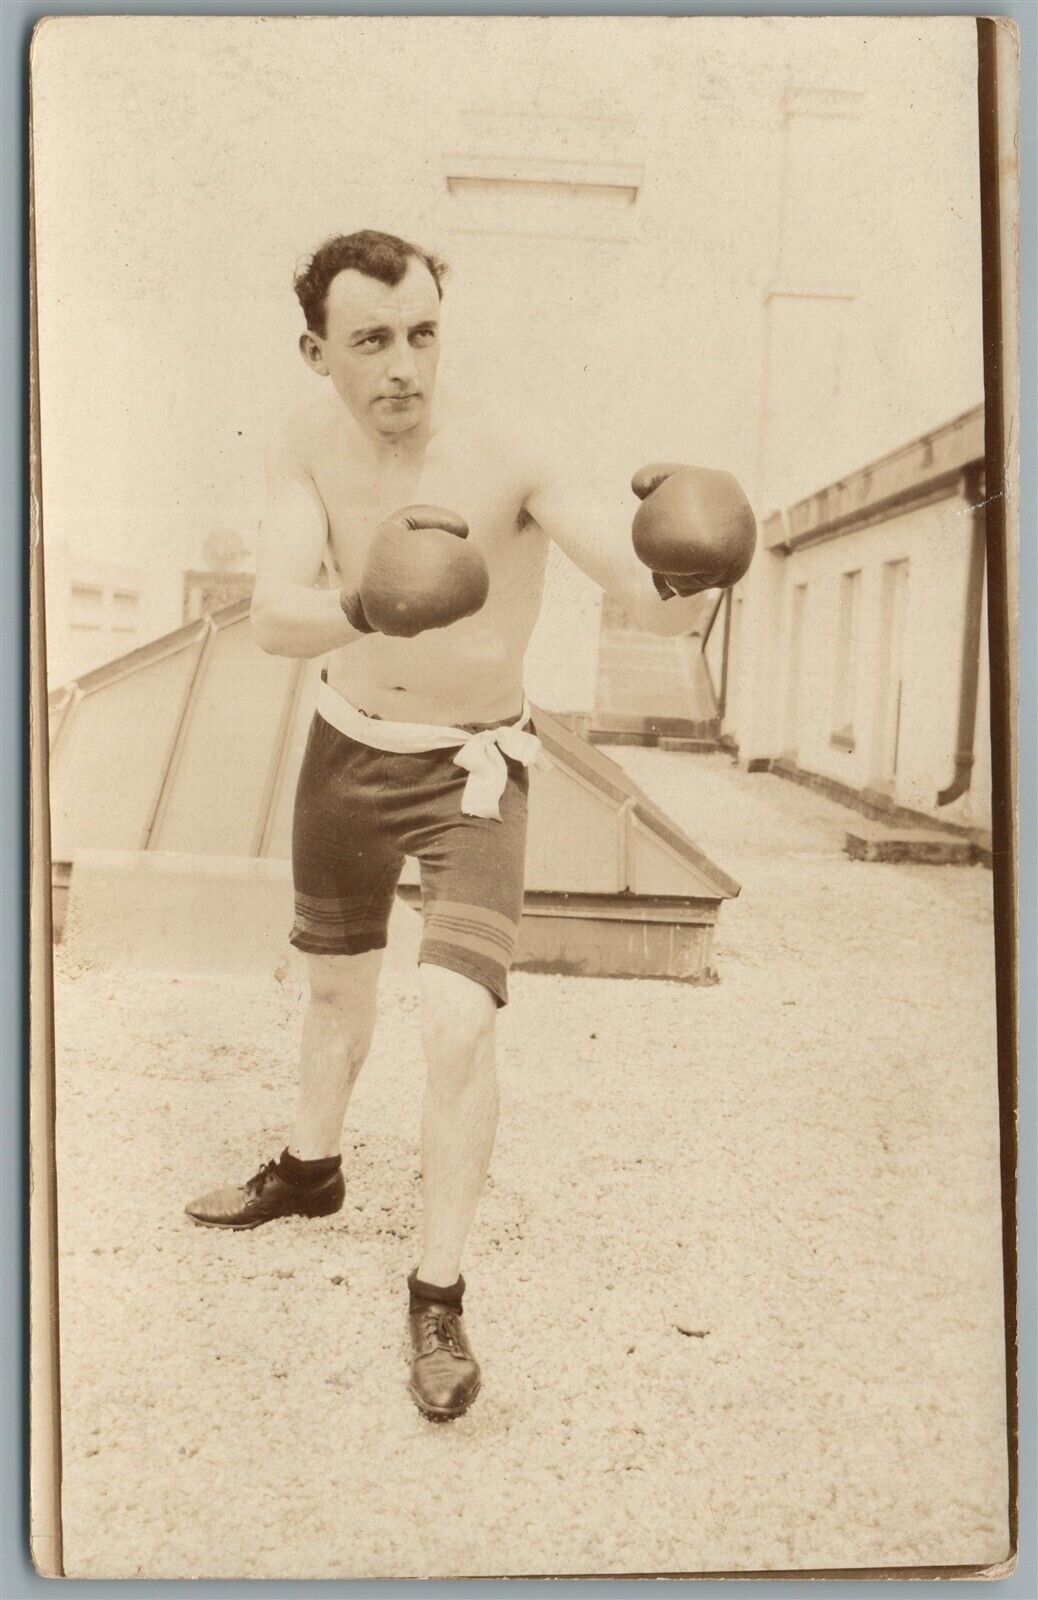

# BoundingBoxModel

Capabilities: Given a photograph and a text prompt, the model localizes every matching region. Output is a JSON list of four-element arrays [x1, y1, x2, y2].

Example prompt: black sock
[[408, 1269, 465, 1309], [277, 1148, 342, 1188]]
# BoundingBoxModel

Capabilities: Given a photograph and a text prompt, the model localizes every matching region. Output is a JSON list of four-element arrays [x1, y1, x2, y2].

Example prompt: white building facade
[[43, 541, 184, 689], [722, 406, 992, 838]]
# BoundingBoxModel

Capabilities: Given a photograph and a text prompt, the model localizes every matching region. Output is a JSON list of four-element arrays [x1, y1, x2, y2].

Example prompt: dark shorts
[[289, 709, 530, 1006]]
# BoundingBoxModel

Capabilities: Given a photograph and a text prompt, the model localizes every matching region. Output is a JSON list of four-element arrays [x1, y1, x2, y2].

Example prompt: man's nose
[[385, 338, 418, 386]]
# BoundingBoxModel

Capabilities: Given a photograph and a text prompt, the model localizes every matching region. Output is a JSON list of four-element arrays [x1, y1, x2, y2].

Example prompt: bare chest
[[311, 441, 537, 591]]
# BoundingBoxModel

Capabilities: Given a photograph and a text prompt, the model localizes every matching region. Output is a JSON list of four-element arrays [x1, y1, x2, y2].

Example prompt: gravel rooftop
[[53, 752, 1009, 1578]]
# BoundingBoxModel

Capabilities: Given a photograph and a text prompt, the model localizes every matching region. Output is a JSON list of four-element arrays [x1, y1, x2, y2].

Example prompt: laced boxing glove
[[631, 463, 757, 600], [341, 505, 490, 638]]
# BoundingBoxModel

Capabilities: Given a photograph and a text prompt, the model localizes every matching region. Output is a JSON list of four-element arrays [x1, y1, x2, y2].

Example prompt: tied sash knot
[[313, 681, 550, 821], [452, 724, 551, 819]]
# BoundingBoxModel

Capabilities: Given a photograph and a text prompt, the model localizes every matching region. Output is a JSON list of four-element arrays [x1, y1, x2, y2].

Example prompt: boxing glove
[[341, 505, 490, 638], [631, 463, 756, 600]]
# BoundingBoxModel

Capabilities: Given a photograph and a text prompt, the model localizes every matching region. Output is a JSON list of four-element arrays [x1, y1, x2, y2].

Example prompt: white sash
[[314, 681, 549, 820]]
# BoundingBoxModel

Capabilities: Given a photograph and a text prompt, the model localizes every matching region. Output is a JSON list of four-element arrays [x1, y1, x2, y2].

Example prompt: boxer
[[186, 229, 754, 1420]]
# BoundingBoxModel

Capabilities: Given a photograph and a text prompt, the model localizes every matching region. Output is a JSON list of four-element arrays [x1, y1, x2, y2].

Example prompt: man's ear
[[299, 331, 329, 377]]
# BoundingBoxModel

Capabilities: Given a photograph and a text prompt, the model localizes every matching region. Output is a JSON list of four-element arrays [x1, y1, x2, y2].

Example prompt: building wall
[[182, 570, 255, 626], [43, 542, 184, 688], [775, 500, 980, 822], [724, 411, 992, 834]]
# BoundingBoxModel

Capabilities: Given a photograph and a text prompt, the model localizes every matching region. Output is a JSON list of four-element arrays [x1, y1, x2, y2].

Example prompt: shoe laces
[[244, 1159, 281, 1196], [417, 1306, 465, 1357]]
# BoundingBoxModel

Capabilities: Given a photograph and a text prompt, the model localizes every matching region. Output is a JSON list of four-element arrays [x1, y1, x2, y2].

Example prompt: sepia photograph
[[29, 13, 1018, 1581]]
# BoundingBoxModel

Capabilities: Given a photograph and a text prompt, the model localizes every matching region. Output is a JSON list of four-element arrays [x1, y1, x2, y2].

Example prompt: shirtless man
[[186, 230, 754, 1420]]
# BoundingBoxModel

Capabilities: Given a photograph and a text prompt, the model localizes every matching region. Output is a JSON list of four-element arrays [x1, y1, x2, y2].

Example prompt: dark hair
[[293, 230, 447, 336]]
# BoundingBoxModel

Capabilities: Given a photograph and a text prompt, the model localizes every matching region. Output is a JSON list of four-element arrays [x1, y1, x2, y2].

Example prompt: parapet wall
[[727, 405, 991, 836]]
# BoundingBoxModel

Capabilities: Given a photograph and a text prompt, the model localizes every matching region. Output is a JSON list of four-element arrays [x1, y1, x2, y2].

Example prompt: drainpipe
[[700, 589, 726, 653], [717, 588, 734, 721], [699, 589, 726, 715], [937, 467, 987, 807]]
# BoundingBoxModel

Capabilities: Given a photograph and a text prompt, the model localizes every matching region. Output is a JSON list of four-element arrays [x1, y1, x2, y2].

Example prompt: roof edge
[[534, 707, 741, 899]]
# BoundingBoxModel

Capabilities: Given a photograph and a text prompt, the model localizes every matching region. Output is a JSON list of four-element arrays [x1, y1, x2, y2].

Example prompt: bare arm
[[525, 454, 717, 637], [250, 431, 365, 658]]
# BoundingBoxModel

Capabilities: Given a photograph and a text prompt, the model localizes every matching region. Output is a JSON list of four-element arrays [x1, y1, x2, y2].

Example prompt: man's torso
[[298, 393, 551, 726]]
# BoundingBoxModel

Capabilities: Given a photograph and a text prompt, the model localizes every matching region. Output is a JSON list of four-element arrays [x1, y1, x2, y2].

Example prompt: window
[[69, 583, 103, 632], [785, 582, 808, 755], [875, 560, 909, 784], [68, 580, 141, 646], [112, 590, 140, 634], [831, 569, 860, 751]]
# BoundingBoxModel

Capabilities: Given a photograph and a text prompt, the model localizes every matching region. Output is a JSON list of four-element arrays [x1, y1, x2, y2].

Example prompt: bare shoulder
[[452, 393, 558, 496], [266, 392, 340, 478]]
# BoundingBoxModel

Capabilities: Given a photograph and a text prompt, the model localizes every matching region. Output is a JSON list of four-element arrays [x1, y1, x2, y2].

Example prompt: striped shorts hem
[[289, 710, 529, 1005]]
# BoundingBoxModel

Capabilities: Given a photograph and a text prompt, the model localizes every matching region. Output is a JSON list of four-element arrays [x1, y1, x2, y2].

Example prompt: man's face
[[300, 260, 441, 439]]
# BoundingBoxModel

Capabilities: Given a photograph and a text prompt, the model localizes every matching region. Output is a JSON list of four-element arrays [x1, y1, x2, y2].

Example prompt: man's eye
[[356, 336, 384, 350], [411, 329, 436, 346]]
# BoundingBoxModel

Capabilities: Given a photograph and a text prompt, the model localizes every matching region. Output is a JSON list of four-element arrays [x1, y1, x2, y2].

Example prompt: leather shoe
[[407, 1280, 481, 1420], [185, 1157, 344, 1230]]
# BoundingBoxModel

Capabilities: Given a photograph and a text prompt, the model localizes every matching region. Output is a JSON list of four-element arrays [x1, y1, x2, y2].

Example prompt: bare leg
[[416, 964, 499, 1286], [288, 949, 383, 1159]]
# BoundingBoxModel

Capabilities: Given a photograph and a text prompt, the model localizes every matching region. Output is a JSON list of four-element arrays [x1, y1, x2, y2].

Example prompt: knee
[[307, 956, 377, 1056], [420, 967, 496, 1089]]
